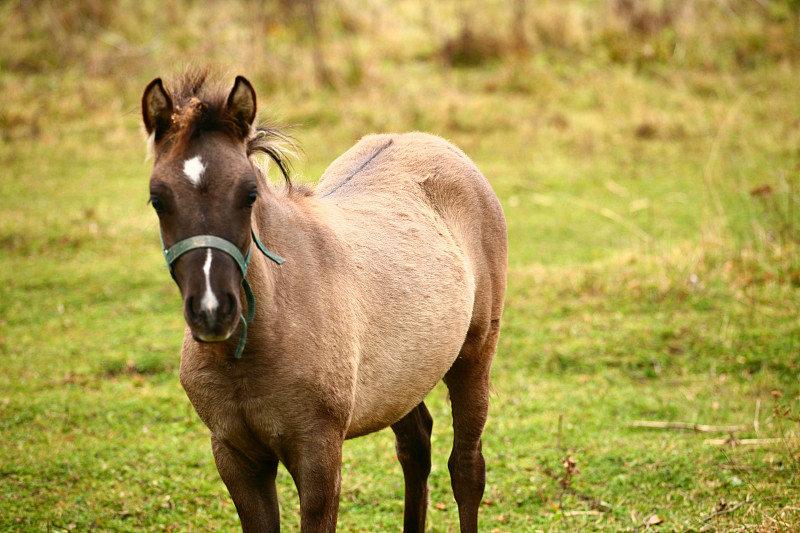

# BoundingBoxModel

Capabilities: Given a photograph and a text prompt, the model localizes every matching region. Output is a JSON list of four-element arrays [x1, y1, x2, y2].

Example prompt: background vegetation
[[1, 0, 799, 531]]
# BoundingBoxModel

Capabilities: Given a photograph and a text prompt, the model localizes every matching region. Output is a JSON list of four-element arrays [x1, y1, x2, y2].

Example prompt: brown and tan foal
[[142, 70, 507, 533]]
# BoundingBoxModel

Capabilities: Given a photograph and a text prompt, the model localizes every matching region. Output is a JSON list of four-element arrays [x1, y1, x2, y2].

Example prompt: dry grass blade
[[630, 421, 751, 433], [681, 499, 754, 533]]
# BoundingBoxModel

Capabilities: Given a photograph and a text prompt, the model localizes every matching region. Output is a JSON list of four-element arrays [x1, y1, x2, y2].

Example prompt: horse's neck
[[253, 185, 282, 238], [248, 185, 318, 296], [251, 186, 294, 270], [245, 185, 341, 347]]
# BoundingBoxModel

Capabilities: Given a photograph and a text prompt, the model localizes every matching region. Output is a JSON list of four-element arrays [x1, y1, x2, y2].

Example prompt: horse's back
[[318, 132, 507, 320]]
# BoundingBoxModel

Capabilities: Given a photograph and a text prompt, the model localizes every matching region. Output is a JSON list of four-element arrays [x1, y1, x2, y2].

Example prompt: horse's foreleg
[[284, 432, 344, 533], [391, 402, 434, 533], [211, 435, 280, 533], [444, 319, 500, 533]]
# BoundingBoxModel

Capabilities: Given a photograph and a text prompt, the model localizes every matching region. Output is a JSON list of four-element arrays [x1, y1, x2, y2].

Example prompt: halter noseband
[[161, 229, 285, 359]]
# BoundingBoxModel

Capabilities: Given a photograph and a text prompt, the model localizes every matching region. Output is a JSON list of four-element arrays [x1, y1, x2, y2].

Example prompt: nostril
[[186, 296, 200, 323], [223, 293, 238, 321]]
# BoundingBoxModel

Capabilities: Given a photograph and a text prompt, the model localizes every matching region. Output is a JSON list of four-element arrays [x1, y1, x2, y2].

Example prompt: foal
[[142, 70, 507, 532]]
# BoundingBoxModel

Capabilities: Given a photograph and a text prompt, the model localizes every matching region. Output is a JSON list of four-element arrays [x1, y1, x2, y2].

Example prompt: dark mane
[[248, 124, 299, 191], [162, 68, 297, 189]]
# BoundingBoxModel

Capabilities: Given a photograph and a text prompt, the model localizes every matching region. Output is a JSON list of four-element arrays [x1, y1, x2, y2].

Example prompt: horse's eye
[[245, 191, 258, 208], [150, 196, 165, 213]]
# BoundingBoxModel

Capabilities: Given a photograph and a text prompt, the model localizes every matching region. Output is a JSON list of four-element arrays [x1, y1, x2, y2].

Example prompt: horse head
[[142, 73, 260, 344]]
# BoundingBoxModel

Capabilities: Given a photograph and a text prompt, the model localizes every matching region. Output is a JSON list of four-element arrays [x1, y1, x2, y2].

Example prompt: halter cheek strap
[[161, 229, 285, 359]]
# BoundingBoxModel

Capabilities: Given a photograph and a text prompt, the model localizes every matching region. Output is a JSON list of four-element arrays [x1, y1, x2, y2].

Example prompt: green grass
[[2, 1, 800, 531]]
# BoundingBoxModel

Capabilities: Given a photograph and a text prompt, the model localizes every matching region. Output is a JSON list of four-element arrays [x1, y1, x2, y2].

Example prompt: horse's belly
[[329, 182, 479, 438], [345, 355, 458, 438], [345, 277, 474, 438]]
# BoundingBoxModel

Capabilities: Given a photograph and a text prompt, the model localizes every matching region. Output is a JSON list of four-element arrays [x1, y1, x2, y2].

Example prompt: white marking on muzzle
[[183, 155, 206, 187], [200, 249, 219, 314]]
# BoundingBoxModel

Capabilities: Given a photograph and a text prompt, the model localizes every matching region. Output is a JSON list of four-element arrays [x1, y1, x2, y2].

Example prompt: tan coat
[[143, 71, 506, 532]]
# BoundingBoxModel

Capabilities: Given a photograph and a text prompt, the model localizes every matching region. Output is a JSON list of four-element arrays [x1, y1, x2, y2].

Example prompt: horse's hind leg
[[444, 318, 501, 533], [391, 402, 434, 533]]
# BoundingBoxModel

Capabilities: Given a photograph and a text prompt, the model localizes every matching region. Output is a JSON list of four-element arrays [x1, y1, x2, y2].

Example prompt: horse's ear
[[142, 78, 173, 139], [226, 76, 257, 131]]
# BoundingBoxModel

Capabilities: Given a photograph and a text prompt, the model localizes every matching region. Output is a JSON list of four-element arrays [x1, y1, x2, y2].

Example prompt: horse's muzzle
[[185, 291, 241, 343]]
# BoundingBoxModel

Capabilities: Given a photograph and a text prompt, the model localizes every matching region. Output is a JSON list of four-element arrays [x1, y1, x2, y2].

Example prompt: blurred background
[[1, 1, 799, 531], [3, 0, 800, 263]]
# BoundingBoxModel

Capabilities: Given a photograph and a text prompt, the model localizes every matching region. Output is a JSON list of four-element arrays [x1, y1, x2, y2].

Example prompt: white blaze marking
[[200, 249, 219, 313], [183, 155, 206, 187]]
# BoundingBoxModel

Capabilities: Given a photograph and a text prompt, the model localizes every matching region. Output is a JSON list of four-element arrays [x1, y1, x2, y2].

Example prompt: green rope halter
[[161, 229, 285, 359]]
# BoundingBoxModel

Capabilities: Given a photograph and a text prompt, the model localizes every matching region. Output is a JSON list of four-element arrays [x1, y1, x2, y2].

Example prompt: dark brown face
[[142, 75, 260, 343], [149, 133, 259, 342]]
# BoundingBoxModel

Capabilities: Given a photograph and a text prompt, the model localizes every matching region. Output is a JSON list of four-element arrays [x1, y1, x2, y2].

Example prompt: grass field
[[1, 1, 799, 531]]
